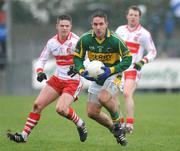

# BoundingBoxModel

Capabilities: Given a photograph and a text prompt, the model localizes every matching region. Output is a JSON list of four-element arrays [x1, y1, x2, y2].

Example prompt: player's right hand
[[37, 72, 47, 82], [81, 70, 96, 81], [97, 66, 111, 80]]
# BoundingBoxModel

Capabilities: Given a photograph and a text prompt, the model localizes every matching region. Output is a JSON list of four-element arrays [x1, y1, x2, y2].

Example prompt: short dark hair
[[127, 5, 142, 17], [57, 14, 72, 24], [91, 10, 108, 23]]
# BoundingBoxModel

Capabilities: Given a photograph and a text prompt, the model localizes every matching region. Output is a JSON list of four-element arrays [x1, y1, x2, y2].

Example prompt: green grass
[[0, 93, 180, 151]]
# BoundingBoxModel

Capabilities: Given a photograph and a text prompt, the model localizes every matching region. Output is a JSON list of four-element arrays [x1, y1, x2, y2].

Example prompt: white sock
[[76, 119, 84, 127], [21, 131, 28, 141]]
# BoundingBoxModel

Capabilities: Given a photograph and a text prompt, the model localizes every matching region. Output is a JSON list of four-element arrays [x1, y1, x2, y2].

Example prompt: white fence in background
[[138, 58, 180, 89], [32, 59, 180, 90]]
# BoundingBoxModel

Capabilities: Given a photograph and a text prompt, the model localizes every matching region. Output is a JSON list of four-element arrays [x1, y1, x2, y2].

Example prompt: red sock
[[126, 117, 134, 124], [22, 112, 41, 136], [66, 107, 80, 124]]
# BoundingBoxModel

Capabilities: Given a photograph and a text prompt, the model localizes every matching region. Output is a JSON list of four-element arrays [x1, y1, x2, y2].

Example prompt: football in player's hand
[[85, 60, 105, 78]]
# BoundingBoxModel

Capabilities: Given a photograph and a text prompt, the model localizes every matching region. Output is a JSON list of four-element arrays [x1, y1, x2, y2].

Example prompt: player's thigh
[[34, 84, 59, 108], [63, 79, 82, 99], [124, 79, 137, 96], [98, 89, 112, 103], [102, 74, 121, 95]]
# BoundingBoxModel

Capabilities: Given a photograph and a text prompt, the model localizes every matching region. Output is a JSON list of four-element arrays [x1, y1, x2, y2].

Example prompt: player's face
[[126, 9, 140, 27], [56, 20, 72, 38], [92, 17, 108, 39]]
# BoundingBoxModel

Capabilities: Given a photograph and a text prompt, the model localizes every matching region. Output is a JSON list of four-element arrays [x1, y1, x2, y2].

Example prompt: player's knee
[[123, 90, 131, 99], [56, 106, 66, 116], [33, 102, 43, 113], [99, 90, 111, 105]]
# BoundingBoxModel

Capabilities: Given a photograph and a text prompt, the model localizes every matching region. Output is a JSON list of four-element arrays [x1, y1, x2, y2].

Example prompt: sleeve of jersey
[[35, 44, 51, 73], [111, 41, 132, 74], [143, 33, 157, 63], [73, 39, 86, 73]]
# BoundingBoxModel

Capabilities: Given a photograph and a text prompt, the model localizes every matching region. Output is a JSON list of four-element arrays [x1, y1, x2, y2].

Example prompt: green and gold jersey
[[74, 29, 132, 85]]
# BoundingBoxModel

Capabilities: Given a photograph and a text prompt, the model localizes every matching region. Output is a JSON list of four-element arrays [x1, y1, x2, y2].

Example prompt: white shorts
[[88, 74, 121, 105]]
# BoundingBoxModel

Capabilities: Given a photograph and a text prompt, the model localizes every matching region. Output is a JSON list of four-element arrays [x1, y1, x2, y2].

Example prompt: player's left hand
[[97, 66, 111, 80], [67, 66, 78, 77], [134, 60, 145, 71]]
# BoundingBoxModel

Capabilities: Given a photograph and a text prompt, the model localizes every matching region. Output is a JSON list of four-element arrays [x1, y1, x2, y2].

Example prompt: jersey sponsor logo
[[88, 52, 120, 64], [125, 41, 140, 54]]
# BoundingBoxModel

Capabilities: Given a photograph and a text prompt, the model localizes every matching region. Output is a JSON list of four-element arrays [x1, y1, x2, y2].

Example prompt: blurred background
[[0, 0, 180, 95]]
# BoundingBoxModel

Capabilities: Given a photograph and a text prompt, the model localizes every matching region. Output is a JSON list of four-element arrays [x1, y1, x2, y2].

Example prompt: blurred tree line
[[12, 0, 170, 30], [11, 0, 180, 57]]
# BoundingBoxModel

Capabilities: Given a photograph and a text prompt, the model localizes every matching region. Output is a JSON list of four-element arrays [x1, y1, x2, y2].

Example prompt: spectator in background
[[163, 11, 175, 53], [165, 11, 175, 39], [148, 13, 161, 46], [0, 0, 6, 70]]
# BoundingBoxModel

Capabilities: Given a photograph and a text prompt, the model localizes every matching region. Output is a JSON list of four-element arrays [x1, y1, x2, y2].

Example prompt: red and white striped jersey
[[115, 24, 157, 68], [36, 32, 80, 80]]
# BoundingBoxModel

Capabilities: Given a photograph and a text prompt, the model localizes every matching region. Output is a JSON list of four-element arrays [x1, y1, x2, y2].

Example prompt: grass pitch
[[0, 93, 180, 151]]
